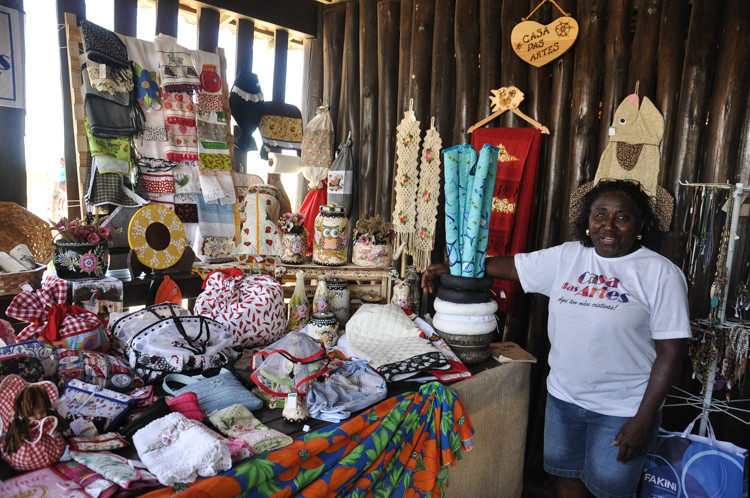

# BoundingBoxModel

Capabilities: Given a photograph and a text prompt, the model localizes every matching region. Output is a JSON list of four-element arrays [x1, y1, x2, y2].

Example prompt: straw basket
[[0, 202, 53, 295]]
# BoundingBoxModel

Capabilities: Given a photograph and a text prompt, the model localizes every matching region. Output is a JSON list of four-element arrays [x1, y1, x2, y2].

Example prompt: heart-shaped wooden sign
[[510, 16, 579, 67]]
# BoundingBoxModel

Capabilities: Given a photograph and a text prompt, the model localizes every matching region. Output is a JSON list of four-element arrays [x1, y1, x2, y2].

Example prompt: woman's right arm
[[421, 256, 519, 294]]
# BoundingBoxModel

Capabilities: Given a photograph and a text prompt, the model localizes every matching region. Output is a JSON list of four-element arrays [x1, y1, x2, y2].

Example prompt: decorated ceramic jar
[[313, 205, 348, 266], [352, 240, 393, 267], [306, 312, 339, 347], [312, 278, 329, 315], [326, 278, 350, 327], [288, 270, 309, 331], [280, 229, 308, 265]]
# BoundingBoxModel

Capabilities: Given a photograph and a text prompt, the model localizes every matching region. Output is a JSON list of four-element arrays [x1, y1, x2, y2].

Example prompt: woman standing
[[423, 179, 691, 498]]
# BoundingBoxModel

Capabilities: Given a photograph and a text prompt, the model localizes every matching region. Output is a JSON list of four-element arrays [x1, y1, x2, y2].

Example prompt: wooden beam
[[273, 29, 289, 102], [113, 0, 137, 36], [197, 0, 318, 37], [323, 5, 346, 134], [155, 0, 178, 37], [358, 0, 378, 218], [197, 6, 220, 52]]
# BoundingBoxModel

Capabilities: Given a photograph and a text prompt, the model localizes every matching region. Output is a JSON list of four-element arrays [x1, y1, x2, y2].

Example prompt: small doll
[[0, 376, 67, 471]]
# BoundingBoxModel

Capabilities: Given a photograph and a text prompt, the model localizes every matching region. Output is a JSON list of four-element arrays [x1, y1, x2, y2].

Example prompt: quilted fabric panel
[[345, 304, 443, 370]]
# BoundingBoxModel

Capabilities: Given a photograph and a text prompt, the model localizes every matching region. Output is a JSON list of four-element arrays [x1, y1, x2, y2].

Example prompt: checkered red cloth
[[6, 276, 103, 343]]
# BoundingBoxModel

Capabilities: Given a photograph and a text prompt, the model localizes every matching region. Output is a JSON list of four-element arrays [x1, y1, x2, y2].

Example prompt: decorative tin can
[[313, 205, 348, 266], [326, 278, 350, 327], [352, 240, 393, 267], [306, 312, 339, 347]]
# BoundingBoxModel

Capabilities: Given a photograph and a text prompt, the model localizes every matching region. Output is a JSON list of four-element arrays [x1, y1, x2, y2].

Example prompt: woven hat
[[570, 94, 673, 231]]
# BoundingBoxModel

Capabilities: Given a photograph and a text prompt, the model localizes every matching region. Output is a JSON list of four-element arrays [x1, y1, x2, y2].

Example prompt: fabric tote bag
[[641, 414, 748, 498]]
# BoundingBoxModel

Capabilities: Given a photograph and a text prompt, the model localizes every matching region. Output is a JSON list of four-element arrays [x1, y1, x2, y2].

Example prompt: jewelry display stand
[[665, 182, 750, 436]]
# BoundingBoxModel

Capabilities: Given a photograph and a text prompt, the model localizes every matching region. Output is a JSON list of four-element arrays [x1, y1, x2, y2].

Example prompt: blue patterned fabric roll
[[442, 146, 462, 275]]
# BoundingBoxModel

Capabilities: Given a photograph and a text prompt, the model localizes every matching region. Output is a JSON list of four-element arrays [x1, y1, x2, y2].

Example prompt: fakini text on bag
[[641, 414, 748, 498]]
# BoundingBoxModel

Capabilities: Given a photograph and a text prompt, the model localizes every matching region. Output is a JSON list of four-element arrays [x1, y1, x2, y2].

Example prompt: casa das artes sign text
[[510, 16, 579, 67]]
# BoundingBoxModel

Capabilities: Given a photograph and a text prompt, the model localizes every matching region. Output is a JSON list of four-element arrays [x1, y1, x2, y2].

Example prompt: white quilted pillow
[[345, 304, 441, 369]]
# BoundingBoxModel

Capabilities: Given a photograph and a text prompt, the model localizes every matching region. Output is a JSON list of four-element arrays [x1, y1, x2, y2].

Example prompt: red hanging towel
[[471, 128, 542, 313], [298, 182, 328, 256]]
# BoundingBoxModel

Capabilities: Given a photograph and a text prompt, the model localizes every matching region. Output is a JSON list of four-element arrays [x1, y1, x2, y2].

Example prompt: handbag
[[55, 348, 140, 392], [0, 340, 57, 377], [162, 368, 262, 416], [641, 414, 748, 497], [109, 303, 237, 382]]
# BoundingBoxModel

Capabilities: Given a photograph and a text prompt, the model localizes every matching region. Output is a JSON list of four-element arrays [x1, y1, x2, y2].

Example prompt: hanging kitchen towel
[[196, 194, 235, 239], [471, 127, 541, 312], [155, 34, 201, 93]]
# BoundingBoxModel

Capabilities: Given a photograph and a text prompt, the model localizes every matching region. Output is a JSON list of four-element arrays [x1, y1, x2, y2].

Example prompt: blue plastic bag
[[641, 414, 748, 497]]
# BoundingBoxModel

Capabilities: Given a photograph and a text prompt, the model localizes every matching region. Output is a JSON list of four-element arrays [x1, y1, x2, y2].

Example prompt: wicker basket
[[0, 202, 54, 264], [0, 264, 47, 296], [0, 202, 53, 295]]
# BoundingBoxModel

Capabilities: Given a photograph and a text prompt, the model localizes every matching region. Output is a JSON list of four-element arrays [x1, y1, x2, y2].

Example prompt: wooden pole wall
[[273, 29, 289, 102], [197, 6, 220, 52], [322, 5, 346, 139], [113, 0, 137, 37]]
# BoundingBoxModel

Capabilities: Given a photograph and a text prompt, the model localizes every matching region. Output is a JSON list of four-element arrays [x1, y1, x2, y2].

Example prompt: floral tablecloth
[[142, 381, 474, 497]]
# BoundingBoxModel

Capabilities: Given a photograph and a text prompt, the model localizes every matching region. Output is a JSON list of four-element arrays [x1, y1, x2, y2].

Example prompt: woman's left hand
[[611, 415, 652, 463]]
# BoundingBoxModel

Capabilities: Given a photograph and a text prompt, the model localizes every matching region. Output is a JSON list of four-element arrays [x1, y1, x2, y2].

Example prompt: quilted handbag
[[55, 348, 140, 392], [109, 303, 237, 382], [162, 368, 262, 415], [194, 268, 287, 348]]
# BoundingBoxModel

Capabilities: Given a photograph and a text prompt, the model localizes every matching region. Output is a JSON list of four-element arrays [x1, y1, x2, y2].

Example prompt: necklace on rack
[[708, 190, 734, 325], [683, 187, 726, 285]]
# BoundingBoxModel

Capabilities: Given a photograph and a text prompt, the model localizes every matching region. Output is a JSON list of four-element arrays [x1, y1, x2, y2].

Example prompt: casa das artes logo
[[556, 270, 629, 310], [0, 54, 10, 74]]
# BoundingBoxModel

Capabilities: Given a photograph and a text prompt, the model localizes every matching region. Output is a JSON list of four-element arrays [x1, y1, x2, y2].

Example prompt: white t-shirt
[[514, 242, 692, 417]]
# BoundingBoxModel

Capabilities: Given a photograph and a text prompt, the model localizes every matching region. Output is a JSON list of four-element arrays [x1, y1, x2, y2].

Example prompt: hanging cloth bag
[[327, 132, 354, 215], [301, 106, 334, 189]]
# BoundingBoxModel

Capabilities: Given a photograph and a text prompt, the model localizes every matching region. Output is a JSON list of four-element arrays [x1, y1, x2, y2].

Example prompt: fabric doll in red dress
[[0, 376, 67, 471]]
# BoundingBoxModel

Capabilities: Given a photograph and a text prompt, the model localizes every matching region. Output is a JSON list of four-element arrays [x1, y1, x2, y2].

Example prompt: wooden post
[[660, 0, 721, 266], [359, 0, 378, 218], [396, 0, 414, 125], [626, 0, 663, 99], [409, 0, 434, 129], [376, 0, 400, 221], [57, 0, 86, 219], [597, 0, 633, 158], [273, 28, 289, 102], [703, 0, 750, 184], [322, 5, 346, 135], [197, 6, 220, 52], [499, 0, 528, 128], [654, 0, 689, 188], [430, 0, 456, 265], [563, 0, 606, 237], [235, 18, 255, 77], [477, 0, 502, 121], [453, 0, 480, 145], [302, 6, 324, 125], [155, 0, 178, 37], [336, 2, 359, 148], [113, 0, 137, 37]]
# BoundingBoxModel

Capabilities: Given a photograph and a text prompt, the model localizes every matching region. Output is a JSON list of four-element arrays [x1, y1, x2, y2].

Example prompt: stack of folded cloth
[[432, 274, 498, 364], [0, 244, 38, 273]]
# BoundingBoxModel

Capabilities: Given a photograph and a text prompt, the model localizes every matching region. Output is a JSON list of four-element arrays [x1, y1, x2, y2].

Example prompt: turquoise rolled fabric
[[474, 146, 498, 277], [442, 145, 462, 275], [460, 144, 497, 277]]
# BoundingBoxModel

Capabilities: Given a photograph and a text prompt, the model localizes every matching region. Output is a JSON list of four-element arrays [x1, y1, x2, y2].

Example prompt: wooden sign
[[511, 16, 578, 67]]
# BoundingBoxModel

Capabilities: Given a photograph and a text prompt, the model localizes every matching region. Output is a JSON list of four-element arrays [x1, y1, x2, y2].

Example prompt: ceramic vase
[[53, 240, 109, 280], [326, 278, 350, 327], [312, 278, 330, 314], [280, 229, 308, 264], [313, 205, 348, 266], [288, 270, 309, 331], [307, 312, 339, 347]]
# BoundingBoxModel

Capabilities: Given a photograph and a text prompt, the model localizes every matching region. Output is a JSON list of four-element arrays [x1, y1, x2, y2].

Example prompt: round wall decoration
[[127, 205, 187, 269]]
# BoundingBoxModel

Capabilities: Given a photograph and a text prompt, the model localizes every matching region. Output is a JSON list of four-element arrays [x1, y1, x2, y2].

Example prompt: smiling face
[[588, 191, 644, 258]]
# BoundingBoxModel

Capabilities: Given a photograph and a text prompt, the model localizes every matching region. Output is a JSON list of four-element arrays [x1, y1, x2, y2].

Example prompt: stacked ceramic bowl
[[433, 274, 497, 364]]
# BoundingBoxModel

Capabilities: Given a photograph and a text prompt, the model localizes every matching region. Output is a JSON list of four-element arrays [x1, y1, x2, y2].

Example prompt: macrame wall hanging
[[392, 100, 422, 252], [412, 118, 443, 272]]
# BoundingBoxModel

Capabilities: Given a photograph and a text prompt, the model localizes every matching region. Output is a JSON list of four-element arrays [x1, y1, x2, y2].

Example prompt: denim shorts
[[543, 394, 660, 498]]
